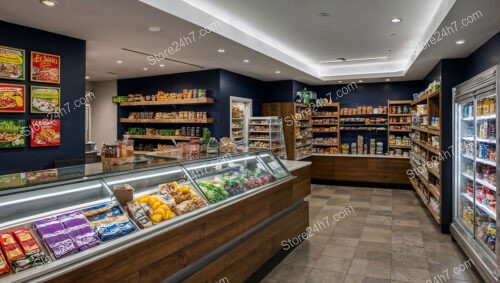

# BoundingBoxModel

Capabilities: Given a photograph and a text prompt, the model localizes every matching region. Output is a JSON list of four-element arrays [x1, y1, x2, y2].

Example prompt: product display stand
[[387, 100, 412, 158], [312, 102, 340, 155], [262, 102, 313, 160], [248, 116, 287, 159], [410, 84, 442, 224]]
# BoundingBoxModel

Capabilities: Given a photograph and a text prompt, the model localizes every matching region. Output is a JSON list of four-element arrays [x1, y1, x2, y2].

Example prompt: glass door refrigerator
[[230, 96, 252, 149], [452, 65, 499, 283]]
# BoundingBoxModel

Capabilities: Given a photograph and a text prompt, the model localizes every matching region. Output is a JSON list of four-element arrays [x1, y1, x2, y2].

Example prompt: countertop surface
[[279, 159, 312, 171]]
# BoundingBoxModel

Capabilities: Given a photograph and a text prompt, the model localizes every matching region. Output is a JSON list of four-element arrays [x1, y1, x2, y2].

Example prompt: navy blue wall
[[262, 80, 294, 103], [465, 32, 500, 79], [0, 21, 86, 174], [117, 69, 263, 139]]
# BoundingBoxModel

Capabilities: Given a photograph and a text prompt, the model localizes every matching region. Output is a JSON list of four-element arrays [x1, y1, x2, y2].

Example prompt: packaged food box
[[0, 232, 24, 262], [12, 228, 41, 255]]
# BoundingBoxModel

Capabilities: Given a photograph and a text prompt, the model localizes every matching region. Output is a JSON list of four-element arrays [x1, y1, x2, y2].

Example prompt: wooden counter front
[[48, 165, 311, 283], [310, 155, 411, 184]]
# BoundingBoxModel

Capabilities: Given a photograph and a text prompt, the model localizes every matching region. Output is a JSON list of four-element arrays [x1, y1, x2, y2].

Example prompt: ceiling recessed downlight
[[243, 59, 250, 63], [391, 18, 402, 23], [319, 12, 331, 17], [385, 49, 391, 53], [390, 33, 397, 37], [85, 76, 90, 80], [116, 60, 123, 64], [143, 67, 148, 71], [338, 80, 343, 83], [274, 71, 281, 74], [148, 26, 161, 32], [40, 0, 57, 7], [385, 78, 390, 82], [455, 40, 466, 45], [217, 49, 225, 53], [159, 64, 165, 67], [358, 80, 363, 83]]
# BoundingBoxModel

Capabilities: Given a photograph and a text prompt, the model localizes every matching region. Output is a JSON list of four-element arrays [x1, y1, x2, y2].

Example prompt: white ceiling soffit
[[140, 0, 456, 82]]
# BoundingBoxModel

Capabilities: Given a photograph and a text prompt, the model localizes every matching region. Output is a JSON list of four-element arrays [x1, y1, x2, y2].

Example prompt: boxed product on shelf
[[83, 203, 136, 241]]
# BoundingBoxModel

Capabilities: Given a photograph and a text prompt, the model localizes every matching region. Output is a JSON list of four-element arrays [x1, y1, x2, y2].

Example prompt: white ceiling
[[0, 0, 499, 84]]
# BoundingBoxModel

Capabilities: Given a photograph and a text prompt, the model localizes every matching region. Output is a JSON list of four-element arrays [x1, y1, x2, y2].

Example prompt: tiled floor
[[263, 185, 484, 283]]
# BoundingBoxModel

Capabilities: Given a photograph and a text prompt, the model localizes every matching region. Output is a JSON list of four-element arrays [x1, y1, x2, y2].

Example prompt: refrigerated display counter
[[0, 151, 311, 283]]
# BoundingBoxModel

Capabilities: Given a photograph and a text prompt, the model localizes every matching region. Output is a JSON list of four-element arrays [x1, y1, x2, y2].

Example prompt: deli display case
[[452, 65, 499, 283], [0, 151, 294, 282]]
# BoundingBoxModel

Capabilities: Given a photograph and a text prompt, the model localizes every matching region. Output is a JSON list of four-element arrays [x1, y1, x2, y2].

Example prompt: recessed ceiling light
[[358, 80, 363, 83], [385, 78, 390, 82], [116, 60, 123, 64], [159, 64, 165, 68], [148, 26, 161, 32], [319, 12, 331, 17], [218, 49, 225, 53], [40, 0, 57, 7], [338, 80, 343, 83], [243, 59, 250, 63], [385, 49, 391, 53], [391, 18, 402, 23], [143, 67, 148, 71], [455, 40, 466, 45], [85, 76, 90, 80], [390, 33, 397, 37], [275, 71, 281, 74]]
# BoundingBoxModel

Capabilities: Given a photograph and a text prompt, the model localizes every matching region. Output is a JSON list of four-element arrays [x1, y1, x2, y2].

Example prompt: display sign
[[0, 120, 25, 149], [30, 119, 60, 147], [0, 46, 25, 81], [30, 51, 60, 84], [30, 86, 60, 114], [0, 83, 25, 113]]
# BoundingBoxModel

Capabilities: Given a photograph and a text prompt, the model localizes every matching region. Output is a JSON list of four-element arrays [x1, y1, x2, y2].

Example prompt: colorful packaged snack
[[58, 211, 100, 251], [11, 251, 51, 273], [12, 228, 41, 255], [0, 251, 10, 275], [34, 217, 78, 259], [0, 232, 24, 261]]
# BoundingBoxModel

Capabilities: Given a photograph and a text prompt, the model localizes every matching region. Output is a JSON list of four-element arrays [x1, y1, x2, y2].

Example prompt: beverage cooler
[[452, 65, 499, 282]]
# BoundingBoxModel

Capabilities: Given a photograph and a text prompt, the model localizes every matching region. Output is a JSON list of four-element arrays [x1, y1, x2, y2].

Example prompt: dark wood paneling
[[184, 202, 309, 283], [311, 156, 410, 184], [48, 180, 307, 283], [262, 102, 297, 160], [291, 165, 311, 202]]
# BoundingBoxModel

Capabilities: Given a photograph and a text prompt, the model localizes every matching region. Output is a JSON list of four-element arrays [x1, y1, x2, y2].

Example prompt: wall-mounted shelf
[[120, 118, 214, 124], [120, 97, 214, 106]]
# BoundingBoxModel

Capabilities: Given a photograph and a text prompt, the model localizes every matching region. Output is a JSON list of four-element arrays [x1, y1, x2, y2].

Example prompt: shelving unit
[[247, 116, 287, 159], [230, 97, 252, 147], [387, 100, 412, 158], [262, 102, 312, 160], [409, 87, 442, 224], [312, 102, 340, 155], [118, 94, 214, 150]]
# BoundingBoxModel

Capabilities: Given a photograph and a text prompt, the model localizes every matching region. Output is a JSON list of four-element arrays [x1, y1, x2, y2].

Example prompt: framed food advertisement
[[30, 86, 60, 114], [30, 119, 60, 147], [0, 120, 26, 149], [0, 83, 25, 113], [0, 46, 25, 80], [30, 51, 60, 84]]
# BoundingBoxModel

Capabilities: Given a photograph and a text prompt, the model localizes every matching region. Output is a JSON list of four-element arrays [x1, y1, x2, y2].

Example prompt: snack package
[[0, 232, 24, 261], [11, 251, 51, 273], [0, 251, 10, 274], [34, 217, 78, 259], [58, 211, 100, 251], [82, 203, 117, 218], [126, 203, 153, 229], [12, 228, 41, 255], [85, 204, 136, 242]]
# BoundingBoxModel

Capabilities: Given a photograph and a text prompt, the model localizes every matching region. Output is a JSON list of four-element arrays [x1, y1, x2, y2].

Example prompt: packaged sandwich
[[12, 228, 41, 255], [0, 232, 24, 261], [0, 251, 10, 274]]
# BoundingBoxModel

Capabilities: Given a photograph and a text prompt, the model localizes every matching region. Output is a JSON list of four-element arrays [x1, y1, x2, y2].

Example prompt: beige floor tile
[[306, 269, 346, 283], [391, 266, 431, 283], [313, 255, 352, 273], [321, 245, 356, 258], [392, 244, 427, 258], [348, 258, 391, 279], [344, 274, 391, 283], [366, 215, 393, 226], [391, 236, 424, 247], [327, 237, 360, 247], [266, 264, 312, 282], [392, 254, 430, 269], [281, 249, 320, 268]]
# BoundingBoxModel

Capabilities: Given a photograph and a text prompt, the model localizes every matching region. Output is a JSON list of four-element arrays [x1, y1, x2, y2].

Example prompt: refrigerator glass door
[[457, 99, 476, 236], [474, 92, 497, 257]]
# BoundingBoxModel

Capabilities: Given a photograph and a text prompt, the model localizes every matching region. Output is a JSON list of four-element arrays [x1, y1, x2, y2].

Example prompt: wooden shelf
[[313, 124, 338, 126], [388, 114, 412, 117], [313, 115, 339, 118], [388, 122, 412, 125], [120, 118, 214, 124], [340, 113, 388, 116], [294, 103, 310, 108], [127, 135, 194, 141], [388, 100, 413, 105], [389, 129, 412, 133], [313, 131, 338, 133], [411, 125, 440, 135], [120, 97, 214, 106], [428, 166, 441, 179], [312, 144, 338, 147], [411, 95, 428, 105], [389, 144, 411, 149], [428, 90, 441, 99]]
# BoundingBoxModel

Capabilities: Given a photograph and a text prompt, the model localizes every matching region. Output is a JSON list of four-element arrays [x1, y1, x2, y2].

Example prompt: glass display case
[[452, 65, 499, 282], [247, 116, 287, 159], [0, 151, 291, 281]]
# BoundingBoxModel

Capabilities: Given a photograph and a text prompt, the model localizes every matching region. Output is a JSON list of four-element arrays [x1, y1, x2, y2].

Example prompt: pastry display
[[129, 194, 176, 225], [219, 137, 237, 153]]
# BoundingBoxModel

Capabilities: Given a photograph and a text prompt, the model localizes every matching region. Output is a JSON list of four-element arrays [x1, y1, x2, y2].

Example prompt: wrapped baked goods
[[12, 228, 41, 255], [0, 251, 9, 274], [126, 203, 153, 229], [83, 203, 136, 242], [34, 217, 78, 259], [59, 211, 100, 251], [0, 232, 24, 261]]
